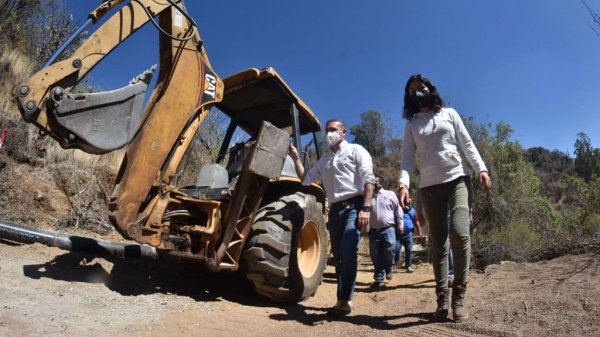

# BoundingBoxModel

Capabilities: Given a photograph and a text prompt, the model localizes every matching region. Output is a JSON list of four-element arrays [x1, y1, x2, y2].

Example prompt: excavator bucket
[[43, 66, 155, 154]]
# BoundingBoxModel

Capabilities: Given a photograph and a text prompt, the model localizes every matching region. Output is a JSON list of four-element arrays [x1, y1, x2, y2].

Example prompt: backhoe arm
[[15, 0, 224, 239], [16, 0, 220, 154]]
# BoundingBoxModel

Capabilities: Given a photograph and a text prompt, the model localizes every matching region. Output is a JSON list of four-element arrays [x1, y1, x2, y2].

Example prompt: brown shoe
[[431, 288, 449, 322], [452, 285, 469, 323]]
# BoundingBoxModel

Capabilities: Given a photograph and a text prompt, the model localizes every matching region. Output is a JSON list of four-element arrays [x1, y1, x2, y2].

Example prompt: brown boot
[[431, 288, 449, 322], [452, 285, 469, 322]]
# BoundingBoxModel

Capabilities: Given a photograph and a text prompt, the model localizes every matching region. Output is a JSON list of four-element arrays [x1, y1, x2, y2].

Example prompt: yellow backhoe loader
[[3, 0, 328, 303]]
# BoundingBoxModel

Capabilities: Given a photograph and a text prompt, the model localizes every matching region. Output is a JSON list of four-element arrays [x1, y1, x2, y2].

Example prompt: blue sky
[[64, 0, 600, 155]]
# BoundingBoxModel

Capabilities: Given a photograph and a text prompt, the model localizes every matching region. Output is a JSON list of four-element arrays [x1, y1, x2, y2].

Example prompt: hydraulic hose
[[0, 220, 158, 259]]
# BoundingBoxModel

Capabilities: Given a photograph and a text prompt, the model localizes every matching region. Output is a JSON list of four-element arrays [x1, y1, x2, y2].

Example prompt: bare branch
[[581, 0, 600, 36]]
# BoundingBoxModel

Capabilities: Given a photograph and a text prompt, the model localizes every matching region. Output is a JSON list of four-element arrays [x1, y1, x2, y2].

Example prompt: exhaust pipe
[[0, 220, 158, 259]]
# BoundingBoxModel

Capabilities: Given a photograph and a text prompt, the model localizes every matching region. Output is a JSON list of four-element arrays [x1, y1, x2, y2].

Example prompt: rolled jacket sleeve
[[355, 145, 376, 186]]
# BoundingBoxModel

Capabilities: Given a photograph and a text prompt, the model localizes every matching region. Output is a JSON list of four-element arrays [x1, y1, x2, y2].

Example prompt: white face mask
[[326, 131, 342, 146]]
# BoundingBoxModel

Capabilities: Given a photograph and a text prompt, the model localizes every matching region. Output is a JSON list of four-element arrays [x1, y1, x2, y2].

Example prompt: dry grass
[[45, 144, 124, 171]]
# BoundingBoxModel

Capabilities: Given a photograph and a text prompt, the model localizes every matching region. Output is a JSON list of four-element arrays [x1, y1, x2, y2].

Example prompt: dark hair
[[402, 74, 444, 120], [325, 119, 346, 129]]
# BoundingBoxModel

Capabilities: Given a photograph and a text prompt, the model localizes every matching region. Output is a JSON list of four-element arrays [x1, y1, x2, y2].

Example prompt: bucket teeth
[[130, 64, 157, 85]]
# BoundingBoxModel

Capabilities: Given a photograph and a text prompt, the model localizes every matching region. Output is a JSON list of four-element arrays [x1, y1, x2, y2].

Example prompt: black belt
[[369, 226, 393, 233], [330, 195, 363, 210]]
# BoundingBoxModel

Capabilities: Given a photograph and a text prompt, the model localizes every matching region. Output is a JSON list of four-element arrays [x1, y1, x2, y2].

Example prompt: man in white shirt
[[289, 119, 375, 316]]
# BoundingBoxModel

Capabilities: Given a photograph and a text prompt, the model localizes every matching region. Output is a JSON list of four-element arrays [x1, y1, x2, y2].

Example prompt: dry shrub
[[50, 157, 118, 235], [42, 142, 123, 235], [0, 46, 45, 166], [0, 47, 33, 116], [0, 116, 45, 163], [471, 219, 544, 270], [529, 238, 600, 260]]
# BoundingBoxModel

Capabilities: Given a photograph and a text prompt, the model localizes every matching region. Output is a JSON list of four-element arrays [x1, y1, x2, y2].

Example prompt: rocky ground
[[0, 234, 598, 337]]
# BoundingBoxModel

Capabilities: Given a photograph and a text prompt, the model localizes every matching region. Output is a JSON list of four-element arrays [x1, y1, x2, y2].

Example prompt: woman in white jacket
[[397, 74, 491, 323]]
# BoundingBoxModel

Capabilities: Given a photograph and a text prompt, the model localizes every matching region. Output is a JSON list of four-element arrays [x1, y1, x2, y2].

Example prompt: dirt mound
[[0, 153, 70, 228], [0, 145, 117, 236], [469, 254, 600, 336]]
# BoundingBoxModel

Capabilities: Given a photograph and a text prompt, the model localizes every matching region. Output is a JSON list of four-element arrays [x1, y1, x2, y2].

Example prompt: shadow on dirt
[[270, 304, 431, 330], [21, 248, 276, 307], [555, 253, 600, 283], [321, 271, 337, 284], [355, 279, 435, 293]]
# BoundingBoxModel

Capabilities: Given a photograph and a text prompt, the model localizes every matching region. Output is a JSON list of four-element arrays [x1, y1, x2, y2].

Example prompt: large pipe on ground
[[0, 220, 158, 259]]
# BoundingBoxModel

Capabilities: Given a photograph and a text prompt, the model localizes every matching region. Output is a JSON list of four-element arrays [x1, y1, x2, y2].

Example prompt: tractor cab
[[216, 67, 322, 171], [182, 67, 324, 200]]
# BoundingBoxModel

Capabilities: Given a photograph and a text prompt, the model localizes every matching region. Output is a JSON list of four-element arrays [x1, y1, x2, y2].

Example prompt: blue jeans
[[394, 231, 414, 268], [368, 226, 396, 282], [328, 200, 362, 301]]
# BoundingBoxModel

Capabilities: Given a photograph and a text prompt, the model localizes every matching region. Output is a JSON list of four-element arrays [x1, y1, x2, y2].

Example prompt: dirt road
[[0, 237, 598, 337]]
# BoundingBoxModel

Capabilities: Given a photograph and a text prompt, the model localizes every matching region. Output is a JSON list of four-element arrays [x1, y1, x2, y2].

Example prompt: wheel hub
[[297, 220, 321, 278]]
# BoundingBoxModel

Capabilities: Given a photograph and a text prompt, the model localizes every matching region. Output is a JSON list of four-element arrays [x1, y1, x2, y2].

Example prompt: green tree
[[525, 147, 575, 209], [349, 110, 401, 189], [563, 174, 600, 238], [467, 121, 560, 268], [574, 132, 600, 182], [0, 0, 80, 67], [350, 110, 387, 158]]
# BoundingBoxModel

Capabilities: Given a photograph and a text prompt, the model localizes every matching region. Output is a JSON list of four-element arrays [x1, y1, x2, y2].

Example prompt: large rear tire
[[243, 192, 327, 303]]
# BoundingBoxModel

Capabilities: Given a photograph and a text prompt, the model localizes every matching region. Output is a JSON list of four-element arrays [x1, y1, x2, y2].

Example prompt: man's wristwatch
[[361, 206, 371, 212]]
